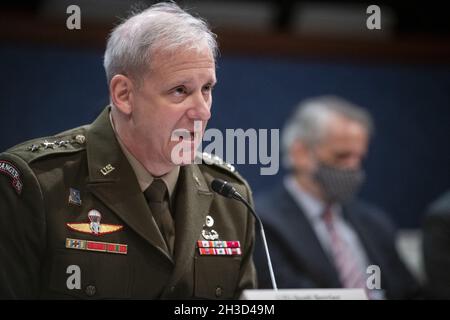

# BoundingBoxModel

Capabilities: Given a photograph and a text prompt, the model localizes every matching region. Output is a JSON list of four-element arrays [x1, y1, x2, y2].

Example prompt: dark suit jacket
[[0, 106, 256, 299], [253, 183, 420, 299], [423, 190, 450, 299]]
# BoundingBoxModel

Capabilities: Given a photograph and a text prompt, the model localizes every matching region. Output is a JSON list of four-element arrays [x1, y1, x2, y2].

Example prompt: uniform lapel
[[169, 164, 213, 286], [85, 107, 172, 262]]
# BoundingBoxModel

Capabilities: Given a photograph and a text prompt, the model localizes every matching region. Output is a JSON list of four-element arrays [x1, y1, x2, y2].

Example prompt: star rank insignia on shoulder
[[26, 134, 86, 153], [198, 152, 251, 191], [199, 152, 236, 172]]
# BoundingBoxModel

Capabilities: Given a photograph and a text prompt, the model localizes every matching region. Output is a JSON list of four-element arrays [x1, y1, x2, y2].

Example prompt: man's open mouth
[[173, 130, 199, 142]]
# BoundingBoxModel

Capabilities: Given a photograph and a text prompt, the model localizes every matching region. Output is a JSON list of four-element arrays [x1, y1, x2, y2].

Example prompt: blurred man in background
[[253, 96, 421, 299]]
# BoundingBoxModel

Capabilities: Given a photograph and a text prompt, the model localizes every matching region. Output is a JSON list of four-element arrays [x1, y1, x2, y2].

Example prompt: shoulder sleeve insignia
[[0, 160, 23, 194]]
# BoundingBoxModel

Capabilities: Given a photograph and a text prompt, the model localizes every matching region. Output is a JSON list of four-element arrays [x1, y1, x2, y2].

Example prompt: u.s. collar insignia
[[201, 215, 219, 240], [100, 164, 115, 176], [66, 209, 123, 236]]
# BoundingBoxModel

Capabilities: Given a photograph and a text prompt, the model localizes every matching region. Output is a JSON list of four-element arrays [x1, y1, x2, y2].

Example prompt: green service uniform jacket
[[0, 107, 257, 299]]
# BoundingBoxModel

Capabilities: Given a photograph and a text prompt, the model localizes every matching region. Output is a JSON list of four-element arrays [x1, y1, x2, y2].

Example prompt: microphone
[[211, 178, 278, 290], [211, 179, 242, 201]]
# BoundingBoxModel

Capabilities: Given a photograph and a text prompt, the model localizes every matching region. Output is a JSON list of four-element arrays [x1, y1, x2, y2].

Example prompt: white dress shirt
[[283, 175, 371, 280]]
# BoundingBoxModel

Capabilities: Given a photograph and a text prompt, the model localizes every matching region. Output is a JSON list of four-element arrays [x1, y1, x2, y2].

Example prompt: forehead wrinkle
[[150, 47, 214, 69], [156, 60, 215, 74], [154, 64, 216, 87]]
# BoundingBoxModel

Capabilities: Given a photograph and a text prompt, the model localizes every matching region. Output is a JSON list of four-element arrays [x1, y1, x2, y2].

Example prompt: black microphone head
[[211, 179, 235, 198]]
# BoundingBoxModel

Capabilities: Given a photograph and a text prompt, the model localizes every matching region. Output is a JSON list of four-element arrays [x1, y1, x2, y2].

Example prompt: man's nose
[[187, 92, 211, 121], [344, 156, 362, 169]]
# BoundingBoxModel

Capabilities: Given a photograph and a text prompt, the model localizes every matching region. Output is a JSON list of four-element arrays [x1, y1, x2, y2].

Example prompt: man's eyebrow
[[205, 77, 217, 85], [168, 77, 217, 87]]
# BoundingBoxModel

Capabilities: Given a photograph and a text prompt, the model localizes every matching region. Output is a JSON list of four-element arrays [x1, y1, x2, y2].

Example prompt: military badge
[[66, 238, 127, 255], [197, 240, 240, 248], [66, 209, 123, 236], [68, 188, 82, 206], [100, 164, 115, 176], [197, 240, 242, 256], [201, 215, 219, 240]]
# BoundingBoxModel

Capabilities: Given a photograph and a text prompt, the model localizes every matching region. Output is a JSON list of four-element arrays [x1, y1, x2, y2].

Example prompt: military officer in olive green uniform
[[0, 2, 257, 299]]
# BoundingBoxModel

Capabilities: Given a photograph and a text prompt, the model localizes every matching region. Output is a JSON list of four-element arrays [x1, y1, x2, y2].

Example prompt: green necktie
[[144, 179, 175, 255]]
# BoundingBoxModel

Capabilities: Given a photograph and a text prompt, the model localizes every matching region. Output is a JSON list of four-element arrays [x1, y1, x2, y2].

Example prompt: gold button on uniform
[[215, 286, 223, 298]]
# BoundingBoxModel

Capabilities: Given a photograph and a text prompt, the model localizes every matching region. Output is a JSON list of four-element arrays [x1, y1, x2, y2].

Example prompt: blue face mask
[[314, 161, 365, 204]]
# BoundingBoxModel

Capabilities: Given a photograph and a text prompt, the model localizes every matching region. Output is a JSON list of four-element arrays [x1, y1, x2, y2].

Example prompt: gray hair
[[281, 96, 374, 168], [103, 2, 218, 84]]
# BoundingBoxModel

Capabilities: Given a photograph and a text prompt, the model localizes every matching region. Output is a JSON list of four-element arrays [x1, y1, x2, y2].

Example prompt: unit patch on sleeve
[[0, 160, 23, 194]]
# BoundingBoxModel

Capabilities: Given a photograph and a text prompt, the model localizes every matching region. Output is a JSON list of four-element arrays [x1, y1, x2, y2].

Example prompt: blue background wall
[[1, 44, 449, 228]]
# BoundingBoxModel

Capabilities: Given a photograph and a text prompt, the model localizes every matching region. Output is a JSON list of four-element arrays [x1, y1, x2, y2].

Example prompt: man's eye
[[173, 87, 186, 96], [202, 84, 214, 93]]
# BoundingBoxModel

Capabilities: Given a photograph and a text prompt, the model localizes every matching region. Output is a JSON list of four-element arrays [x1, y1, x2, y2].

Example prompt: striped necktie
[[322, 206, 367, 291]]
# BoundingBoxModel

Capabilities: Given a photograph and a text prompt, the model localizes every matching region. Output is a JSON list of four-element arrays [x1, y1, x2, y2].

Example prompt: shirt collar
[[109, 111, 180, 201]]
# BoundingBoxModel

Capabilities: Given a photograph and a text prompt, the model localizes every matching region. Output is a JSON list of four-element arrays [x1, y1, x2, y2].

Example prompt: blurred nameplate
[[240, 289, 368, 300]]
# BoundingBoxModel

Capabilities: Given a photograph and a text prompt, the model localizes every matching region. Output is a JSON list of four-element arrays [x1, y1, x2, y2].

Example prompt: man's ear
[[110, 74, 134, 115], [290, 140, 313, 172]]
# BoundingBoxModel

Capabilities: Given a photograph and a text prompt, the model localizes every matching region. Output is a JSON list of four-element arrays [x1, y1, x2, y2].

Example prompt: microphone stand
[[231, 193, 278, 291]]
